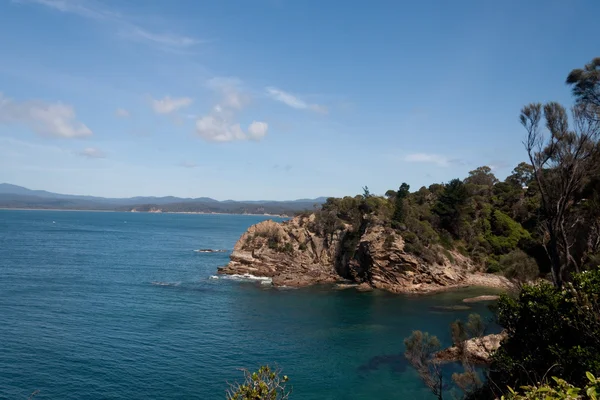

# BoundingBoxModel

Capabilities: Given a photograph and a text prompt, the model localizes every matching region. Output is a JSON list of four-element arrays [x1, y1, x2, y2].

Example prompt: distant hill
[[0, 183, 326, 215]]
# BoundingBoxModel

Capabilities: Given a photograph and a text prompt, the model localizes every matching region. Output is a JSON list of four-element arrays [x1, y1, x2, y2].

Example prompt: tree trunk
[[547, 225, 563, 289]]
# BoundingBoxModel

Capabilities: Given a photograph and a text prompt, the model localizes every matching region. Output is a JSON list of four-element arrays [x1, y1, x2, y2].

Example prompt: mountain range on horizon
[[0, 183, 328, 215]]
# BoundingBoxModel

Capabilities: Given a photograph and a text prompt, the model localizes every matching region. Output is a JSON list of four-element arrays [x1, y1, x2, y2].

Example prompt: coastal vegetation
[[227, 57, 600, 399]]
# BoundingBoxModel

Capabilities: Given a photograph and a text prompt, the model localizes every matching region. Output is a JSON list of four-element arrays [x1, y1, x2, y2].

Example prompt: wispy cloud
[[273, 164, 292, 172], [15, 0, 202, 50], [115, 108, 130, 118], [0, 92, 93, 138], [265, 87, 328, 114], [151, 96, 193, 114], [194, 78, 268, 142], [77, 147, 106, 158], [403, 153, 463, 167], [179, 161, 197, 168], [124, 27, 201, 48]]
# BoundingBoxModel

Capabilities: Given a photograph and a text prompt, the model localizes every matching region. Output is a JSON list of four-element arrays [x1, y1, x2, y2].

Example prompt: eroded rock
[[217, 216, 513, 293]]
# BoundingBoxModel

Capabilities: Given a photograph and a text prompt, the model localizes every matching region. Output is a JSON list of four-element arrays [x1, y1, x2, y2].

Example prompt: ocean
[[0, 210, 497, 399]]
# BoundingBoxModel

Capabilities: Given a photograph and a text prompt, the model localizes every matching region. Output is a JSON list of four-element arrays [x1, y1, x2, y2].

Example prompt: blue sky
[[0, 0, 597, 200]]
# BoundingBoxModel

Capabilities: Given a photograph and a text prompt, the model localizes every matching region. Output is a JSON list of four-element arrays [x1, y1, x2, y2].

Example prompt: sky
[[0, 0, 598, 200]]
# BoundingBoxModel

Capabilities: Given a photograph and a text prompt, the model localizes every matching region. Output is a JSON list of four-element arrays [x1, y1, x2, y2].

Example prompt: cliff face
[[218, 215, 511, 293]]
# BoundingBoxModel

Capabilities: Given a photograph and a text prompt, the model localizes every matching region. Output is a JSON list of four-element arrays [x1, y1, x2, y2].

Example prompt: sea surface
[[0, 210, 499, 399]]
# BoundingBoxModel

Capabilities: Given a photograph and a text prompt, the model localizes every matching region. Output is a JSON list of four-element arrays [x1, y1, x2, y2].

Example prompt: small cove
[[0, 210, 500, 399]]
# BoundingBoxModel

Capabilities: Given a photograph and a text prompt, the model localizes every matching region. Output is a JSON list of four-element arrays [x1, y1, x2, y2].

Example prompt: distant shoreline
[[0, 207, 289, 217]]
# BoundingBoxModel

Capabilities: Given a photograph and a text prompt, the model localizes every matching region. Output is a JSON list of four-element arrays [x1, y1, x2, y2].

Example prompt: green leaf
[[587, 371, 596, 382]]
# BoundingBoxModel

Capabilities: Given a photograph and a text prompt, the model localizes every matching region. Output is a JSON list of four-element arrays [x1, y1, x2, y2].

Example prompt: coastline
[[0, 208, 289, 217]]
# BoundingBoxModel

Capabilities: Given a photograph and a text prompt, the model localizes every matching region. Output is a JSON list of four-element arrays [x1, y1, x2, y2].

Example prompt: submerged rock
[[218, 215, 513, 293], [430, 305, 472, 312], [462, 295, 500, 303]]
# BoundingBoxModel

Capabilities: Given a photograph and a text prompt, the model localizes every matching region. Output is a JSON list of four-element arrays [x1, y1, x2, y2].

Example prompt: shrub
[[498, 249, 539, 282], [486, 260, 501, 274], [280, 242, 294, 255], [484, 210, 530, 254], [501, 373, 600, 400], [226, 365, 291, 400], [384, 233, 395, 249], [443, 249, 455, 264], [298, 242, 307, 251], [484, 269, 600, 395]]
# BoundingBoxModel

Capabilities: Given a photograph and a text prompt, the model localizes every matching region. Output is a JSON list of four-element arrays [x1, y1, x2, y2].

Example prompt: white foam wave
[[151, 281, 181, 287], [194, 249, 227, 253], [215, 273, 273, 284]]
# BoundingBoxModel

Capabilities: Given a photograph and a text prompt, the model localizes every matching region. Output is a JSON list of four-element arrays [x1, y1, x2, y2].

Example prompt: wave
[[193, 249, 228, 253], [210, 273, 273, 285], [151, 281, 181, 287]]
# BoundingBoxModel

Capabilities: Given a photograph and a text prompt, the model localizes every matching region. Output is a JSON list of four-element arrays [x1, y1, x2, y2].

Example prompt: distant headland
[[0, 183, 326, 216]]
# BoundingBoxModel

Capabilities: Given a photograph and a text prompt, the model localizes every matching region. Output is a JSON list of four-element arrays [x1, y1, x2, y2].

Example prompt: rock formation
[[218, 215, 512, 293], [435, 332, 507, 364]]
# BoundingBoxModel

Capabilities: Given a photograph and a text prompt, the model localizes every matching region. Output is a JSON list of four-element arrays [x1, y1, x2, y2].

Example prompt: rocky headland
[[217, 214, 513, 294]]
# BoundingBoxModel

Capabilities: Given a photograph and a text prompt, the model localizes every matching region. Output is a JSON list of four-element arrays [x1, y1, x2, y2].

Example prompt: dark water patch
[[358, 353, 409, 375]]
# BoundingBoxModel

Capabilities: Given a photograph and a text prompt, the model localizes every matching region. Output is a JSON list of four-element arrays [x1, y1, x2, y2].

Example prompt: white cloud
[[151, 96, 193, 114], [207, 77, 249, 110], [17, 0, 201, 50], [265, 87, 328, 114], [180, 161, 197, 168], [194, 78, 268, 142], [78, 147, 106, 158], [404, 153, 451, 167], [115, 108, 130, 118], [195, 115, 267, 142], [126, 27, 200, 48], [0, 92, 93, 138], [247, 121, 268, 140]]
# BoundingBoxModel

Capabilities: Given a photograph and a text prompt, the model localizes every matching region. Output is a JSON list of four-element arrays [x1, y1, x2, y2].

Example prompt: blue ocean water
[[0, 210, 497, 399]]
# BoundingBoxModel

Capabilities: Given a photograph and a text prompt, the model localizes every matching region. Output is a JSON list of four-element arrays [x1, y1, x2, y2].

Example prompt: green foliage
[[298, 242, 307, 251], [433, 179, 469, 238], [383, 233, 395, 249], [392, 183, 410, 228], [278, 242, 294, 255], [464, 166, 499, 187], [443, 249, 455, 264], [506, 162, 535, 188], [486, 269, 600, 395], [497, 249, 539, 282], [465, 313, 486, 338], [566, 56, 600, 117], [226, 365, 291, 400], [501, 373, 600, 400], [484, 210, 531, 254]]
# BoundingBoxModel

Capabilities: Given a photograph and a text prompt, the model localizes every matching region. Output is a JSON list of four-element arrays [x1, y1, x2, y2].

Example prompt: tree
[[567, 57, 600, 122], [464, 166, 499, 187], [226, 365, 291, 400], [506, 162, 535, 188], [433, 179, 469, 238], [404, 331, 444, 400], [392, 183, 410, 227], [520, 101, 600, 287], [362, 186, 371, 198]]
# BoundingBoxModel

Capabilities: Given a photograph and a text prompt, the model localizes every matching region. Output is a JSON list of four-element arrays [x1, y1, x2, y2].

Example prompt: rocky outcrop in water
[[435, 332, 507, 364], [218, 215, 512, 293]]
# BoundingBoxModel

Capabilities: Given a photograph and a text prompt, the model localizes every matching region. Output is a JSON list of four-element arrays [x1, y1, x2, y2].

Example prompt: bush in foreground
[[226, 365, 291, 400]]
